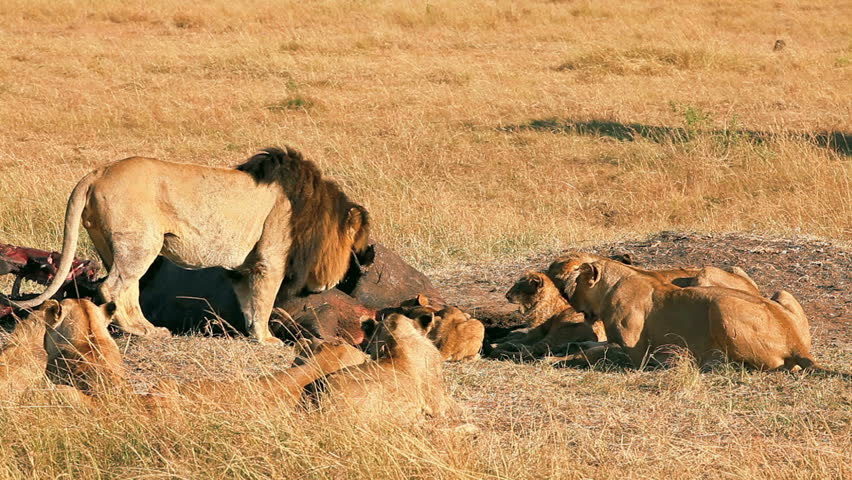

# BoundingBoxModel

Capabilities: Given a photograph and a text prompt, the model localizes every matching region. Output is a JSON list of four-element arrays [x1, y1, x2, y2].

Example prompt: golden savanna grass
[[0, 1, 850, 478], [0, 0, 849, 267]]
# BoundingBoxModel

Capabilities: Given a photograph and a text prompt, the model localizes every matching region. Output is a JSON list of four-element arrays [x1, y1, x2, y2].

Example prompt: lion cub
[[380, 296, 484, 362], [491, 272, 605, 360]]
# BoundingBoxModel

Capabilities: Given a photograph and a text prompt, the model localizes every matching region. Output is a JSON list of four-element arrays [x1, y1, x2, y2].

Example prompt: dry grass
[[0, 1, 850, 478], [0, 0, 849, 268], [0, 344, 849, 479]]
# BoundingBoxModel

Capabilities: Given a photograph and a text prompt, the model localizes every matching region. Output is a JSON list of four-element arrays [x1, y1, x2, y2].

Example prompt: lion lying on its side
[[567, 260, 821, 370]]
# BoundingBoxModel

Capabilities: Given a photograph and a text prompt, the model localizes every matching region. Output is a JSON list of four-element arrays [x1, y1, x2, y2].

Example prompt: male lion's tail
[[13, 171, 99, 309]]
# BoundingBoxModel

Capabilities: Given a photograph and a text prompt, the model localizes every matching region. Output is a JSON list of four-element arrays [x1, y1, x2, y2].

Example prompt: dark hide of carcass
[[137, 243, 441, 344], [1, 244, 100, 318]]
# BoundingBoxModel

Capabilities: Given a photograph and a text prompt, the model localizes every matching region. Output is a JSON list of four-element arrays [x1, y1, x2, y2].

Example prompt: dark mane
[[236, 146, 370, 296]]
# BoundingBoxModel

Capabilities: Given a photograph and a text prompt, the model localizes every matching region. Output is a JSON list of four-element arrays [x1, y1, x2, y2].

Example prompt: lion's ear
[[579, 262, 601, 287], [361, 317, 378, 338], [100, 302, 117, 321], [610, 253, 633, 265], [41, 300, 63, 328], [415, 294, 429, 306], [346, 206, 364, 229], [416, 312, 435, 332], [528, 273, 543, 289]]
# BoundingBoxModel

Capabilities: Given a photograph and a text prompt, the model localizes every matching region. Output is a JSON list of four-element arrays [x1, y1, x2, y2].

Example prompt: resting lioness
[[568, 260, 821, 371], [547, 252, 761, 297], [42, 299, 125, 395], [324, 313, 463, 421]]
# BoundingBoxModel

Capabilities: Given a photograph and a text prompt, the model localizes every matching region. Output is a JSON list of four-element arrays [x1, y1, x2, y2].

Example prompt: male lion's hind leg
[[231, 263, 284, 346], [98, 238, 170, 338]]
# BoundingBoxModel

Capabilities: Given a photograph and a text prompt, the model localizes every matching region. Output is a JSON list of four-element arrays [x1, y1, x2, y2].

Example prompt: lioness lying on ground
[[489, 272, 605, 361], [567, 260, 821, 371], [317, 313, 463, 421], [547, 251, 761, 297], [42, 299, 126, 396]]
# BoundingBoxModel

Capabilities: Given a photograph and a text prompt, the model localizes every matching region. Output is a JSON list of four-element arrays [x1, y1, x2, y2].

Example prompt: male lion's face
[[505, 272, 550, 313]]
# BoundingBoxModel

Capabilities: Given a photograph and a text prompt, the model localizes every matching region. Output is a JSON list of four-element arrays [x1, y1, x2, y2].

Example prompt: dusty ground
[[4, 231, 848, 385], [2, 232, 850, 478], [102, 231, 849, 390]]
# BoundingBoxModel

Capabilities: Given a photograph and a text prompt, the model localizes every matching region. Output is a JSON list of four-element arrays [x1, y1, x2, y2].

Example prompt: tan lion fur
[[421, 307, 484, 362], [325, 313, 463, 422], [380, 296, 484, 362], [491, 273, 605, 360], [17, 147, 370, 345], [0, 310, 48, 393], [505, 272, 572, 328], [43, 299, 125, 396], [568, 260, 819, 371]]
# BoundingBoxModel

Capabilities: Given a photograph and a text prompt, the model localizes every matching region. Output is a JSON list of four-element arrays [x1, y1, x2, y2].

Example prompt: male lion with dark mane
[[16, 147, 371, 345]]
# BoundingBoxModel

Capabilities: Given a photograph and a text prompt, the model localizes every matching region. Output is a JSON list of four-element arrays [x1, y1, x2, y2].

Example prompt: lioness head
[[505, 272, 556, 314], [567, 262, 603, 321], [547, 252, 632, 298], [361, 313, 434, 360], [42, 299, 124, 395]]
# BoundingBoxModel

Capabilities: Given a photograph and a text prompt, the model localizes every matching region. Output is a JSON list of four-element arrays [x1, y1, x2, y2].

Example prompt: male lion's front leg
[[231, 261, 284, 346]]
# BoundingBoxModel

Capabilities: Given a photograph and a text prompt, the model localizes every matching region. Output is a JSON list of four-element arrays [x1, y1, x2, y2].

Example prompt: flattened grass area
[[0, 1, 850, 478]]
